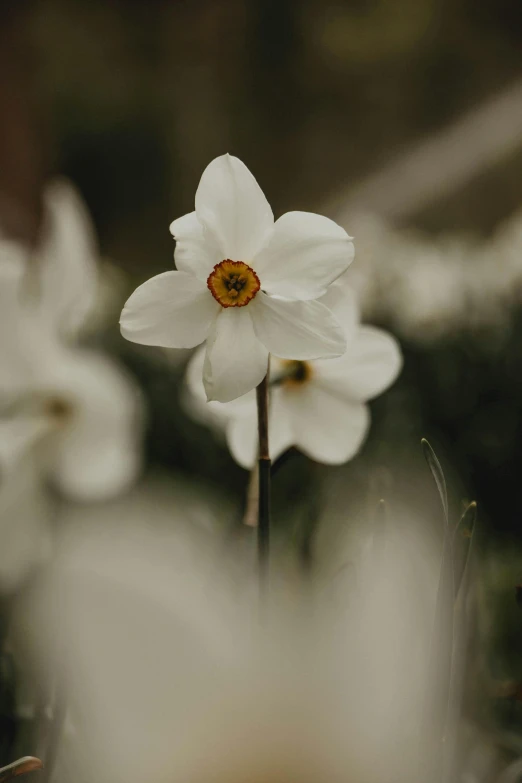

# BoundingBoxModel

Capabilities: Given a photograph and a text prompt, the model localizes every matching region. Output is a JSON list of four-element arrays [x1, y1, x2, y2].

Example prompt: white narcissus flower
[[0, 182, 142, 502], [186, 282, 402, 467], [20, 515, 436, 783], [120, 154, 354, 403], [35, 179, 99, 339]]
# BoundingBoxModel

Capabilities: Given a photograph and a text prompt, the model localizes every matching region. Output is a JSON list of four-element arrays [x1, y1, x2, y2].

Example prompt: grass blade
[[453, 501, 477, 602], [421, 439, 454, 783], [422, 438, 449, 526]]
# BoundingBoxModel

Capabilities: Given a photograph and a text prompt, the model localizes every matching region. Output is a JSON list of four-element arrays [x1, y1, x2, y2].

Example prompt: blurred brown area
[[2, 0, 520, 532], [2, 0, 522, 273], [0, 0, 46, 242], [2, 0, 522, 536], [3, 3, 522, 764]]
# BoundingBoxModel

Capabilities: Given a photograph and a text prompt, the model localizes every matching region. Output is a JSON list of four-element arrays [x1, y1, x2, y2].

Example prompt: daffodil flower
[[120, 154, 354, 403], [24, 513, 435, 783], [0, 183, 142, 502], [185, 282, 402, 467], [33, 179, 99, 339]]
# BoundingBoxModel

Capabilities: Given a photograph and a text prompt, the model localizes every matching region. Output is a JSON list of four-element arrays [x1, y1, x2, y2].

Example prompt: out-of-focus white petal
[[18, 481, 440, 783], [226, 388, 294, 469], [313, 326, 402, 402], [37, 180, 98, 338], [184, 346, 233, 431], [0, 416, 53, 477], [203, 308, 268, 403], [0, 259, 29, 389], [22, 517, 251, 783], [195, 154, 274, 260], [251, 293, 346, 360], [183, 347, 257, 436], [225, 407, 258, 470], [289, 385, 370, 464], [0, 239, 28, 271], [262, 389, 295, 466], [186, 346, 210, 403], [318, 277, 359, 342], [0, 456, 52, 592], [46, 351, 142, 501], [169, 211, 221, 282], [0, 257, 57, 392], [120, 271, 218, 349], [254, 212, 354, 300]]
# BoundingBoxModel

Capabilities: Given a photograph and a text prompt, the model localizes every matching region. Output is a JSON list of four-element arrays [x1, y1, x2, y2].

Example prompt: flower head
[[186, 281, 402, 467], [0, 182, 142, 502], [120, 154, 354, 402], [22, 513, 436, 783], [207, 259, 261, 307]]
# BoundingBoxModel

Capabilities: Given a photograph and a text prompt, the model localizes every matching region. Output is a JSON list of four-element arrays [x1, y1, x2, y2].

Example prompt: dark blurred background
[[3, 0, 522, 768], [2, 0, 522, 540], [3, 0, 522, 245]]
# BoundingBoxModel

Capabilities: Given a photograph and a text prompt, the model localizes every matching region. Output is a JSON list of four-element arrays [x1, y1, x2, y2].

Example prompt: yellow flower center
[[44, 397, 74, 424], [282, 360, 313, 388], [207, 260, 260, 308]]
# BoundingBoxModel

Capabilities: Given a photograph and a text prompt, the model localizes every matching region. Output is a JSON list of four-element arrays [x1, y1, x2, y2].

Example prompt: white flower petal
[[289, 385, 370, 465], [313, 326, 402, 402], [169, 211, 221, 282], [48, 351, 142, 501], [0, 457, 52, 592], [120, 271, 218, 349], [0, 416, 53, 477], [183, 347, 233, 431], [251, 293, 346, 360], [253, 211, 354, 300], [195, 154, 274, 260], [318, 276, 359, 342], [184, 346, 255, 429], [203, 308, 268, 403], [225, 407, 258, 470], [0, 261, 29, 390], [37, 180, 98, 338], [225, 388, 293, 469], [0, 258, 57, 392]]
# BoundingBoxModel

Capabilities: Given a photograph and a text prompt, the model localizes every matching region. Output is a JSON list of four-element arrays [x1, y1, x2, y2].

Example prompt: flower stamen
[[281, 360, 314, 388], [207, 260, 260, 308], [45, 397, 73, 422]]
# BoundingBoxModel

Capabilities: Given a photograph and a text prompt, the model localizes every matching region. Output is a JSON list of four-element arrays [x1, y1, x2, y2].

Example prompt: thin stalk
[[40, 673, 67, 783], [242, 464, 259, 528], [256, 367, 271, 590]]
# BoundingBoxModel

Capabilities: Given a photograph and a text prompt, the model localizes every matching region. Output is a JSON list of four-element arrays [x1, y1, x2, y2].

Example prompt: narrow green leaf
[[422, 438, 449, 526], [453, 501, 476, 601], [421, 439, 454, 782]]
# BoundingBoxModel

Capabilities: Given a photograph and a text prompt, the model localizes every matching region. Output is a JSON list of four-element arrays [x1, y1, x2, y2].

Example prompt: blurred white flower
[[386, 240, 469, 342], [20, 509, 438, 783], [33, 179, 99, 339], [0, 183, 142, 502], [186, 283, 402, 467], [0, 455, 53, 593], [120, 153, 354, 403], [339, 210, 522, 344]]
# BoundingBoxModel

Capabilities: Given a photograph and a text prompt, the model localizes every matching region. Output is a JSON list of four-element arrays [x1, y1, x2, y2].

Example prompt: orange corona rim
[[207, 260, 261, 308]]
